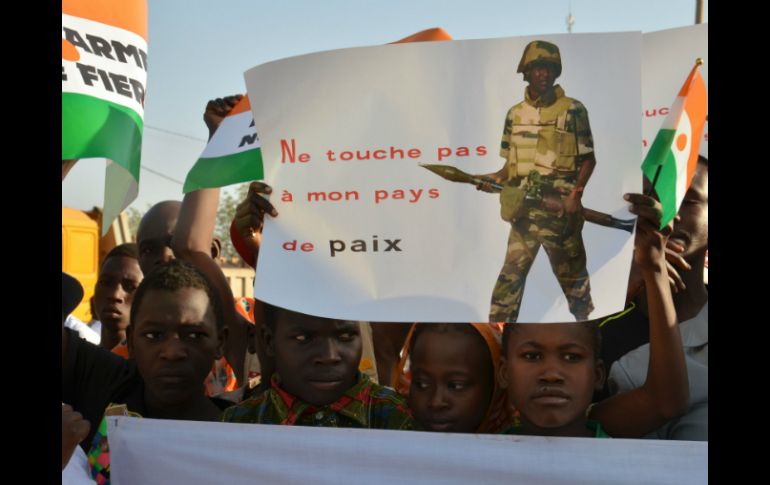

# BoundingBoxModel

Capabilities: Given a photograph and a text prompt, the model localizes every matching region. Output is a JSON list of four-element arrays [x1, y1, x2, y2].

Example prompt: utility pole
[[695, 0, 704, 24]]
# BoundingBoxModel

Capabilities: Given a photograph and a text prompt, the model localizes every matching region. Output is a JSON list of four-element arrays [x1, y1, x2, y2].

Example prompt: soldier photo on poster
[[475, 40, 597, 323]]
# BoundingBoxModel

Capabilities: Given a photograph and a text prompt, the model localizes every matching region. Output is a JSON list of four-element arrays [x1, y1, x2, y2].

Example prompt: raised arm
[[589, 192, 688, 437], [170, 95, 250, 387]]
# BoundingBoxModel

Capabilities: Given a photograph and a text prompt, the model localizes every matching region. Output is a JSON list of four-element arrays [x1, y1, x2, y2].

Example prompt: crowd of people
[[62, 37, 708, 485]]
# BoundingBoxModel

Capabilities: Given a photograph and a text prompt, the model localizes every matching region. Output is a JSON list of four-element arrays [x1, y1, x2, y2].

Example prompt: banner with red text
[[244, 32, 643, 323]]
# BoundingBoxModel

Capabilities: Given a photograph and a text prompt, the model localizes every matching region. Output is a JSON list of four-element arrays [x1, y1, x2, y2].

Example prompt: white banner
[[245, 32, 642, 323], [108, 416, 708, 485]]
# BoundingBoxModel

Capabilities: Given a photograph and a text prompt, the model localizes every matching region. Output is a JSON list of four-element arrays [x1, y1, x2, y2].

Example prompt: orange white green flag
[[62, 0, 147, 234], [183, 95, 263, 193], [641, 59, 707, 229], [183, 27, 454, 194]]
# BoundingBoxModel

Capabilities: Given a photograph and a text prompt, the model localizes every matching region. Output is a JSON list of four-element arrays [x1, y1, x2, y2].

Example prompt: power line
[[141, 165, 184, 185], [140, 124, 203, 185], [144, 124, 207, 142]]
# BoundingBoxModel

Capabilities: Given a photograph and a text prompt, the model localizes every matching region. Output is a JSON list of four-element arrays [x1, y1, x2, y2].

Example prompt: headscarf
[[392, 323, 512, 433]]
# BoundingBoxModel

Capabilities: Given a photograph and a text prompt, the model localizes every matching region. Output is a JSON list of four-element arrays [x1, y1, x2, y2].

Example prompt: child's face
[[267, 310, 362, 406], [129, 288, 223, 408], [502, 323, 604, 437], [408, 329, 493, 433], [94, 256, 143, 334]]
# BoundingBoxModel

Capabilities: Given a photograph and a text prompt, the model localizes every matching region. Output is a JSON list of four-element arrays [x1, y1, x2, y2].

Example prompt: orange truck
[[62, 207, 255, 322], [61, 208, 132, 322]]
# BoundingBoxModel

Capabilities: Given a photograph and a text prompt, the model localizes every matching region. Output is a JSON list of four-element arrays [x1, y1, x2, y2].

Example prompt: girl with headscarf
[[392, 323, 513, 433]]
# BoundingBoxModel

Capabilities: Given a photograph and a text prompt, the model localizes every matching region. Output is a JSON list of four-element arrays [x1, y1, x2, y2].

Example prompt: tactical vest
[[505, 95, 579, 180]]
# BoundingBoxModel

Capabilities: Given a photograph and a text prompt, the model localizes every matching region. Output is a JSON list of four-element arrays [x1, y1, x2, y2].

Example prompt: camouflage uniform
[[490, 43, 595, 322]]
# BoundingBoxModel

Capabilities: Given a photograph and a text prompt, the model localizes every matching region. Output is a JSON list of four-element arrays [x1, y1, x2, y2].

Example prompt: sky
[[62, 0, 708, 213]]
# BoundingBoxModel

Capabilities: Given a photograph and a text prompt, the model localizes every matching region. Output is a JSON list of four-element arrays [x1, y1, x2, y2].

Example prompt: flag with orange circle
[[641, 61, 707, 229]]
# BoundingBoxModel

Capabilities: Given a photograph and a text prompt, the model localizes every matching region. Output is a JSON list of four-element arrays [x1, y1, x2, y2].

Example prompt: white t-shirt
[[62, 442, 96, 484], [609, 303, 708, 441], [64, 315, 101, 345], [89, 320, 103, 338]]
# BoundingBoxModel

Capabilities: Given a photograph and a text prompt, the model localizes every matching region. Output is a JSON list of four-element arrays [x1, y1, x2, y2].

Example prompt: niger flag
[[641, 60, 707, 229], [183, 96, 263, 193]]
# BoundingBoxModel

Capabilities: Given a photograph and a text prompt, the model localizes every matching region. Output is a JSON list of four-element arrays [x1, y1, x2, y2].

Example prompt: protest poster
[[245, 33, 641, 323]]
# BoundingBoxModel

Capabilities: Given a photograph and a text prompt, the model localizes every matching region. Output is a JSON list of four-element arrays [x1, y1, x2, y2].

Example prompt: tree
[[126, 205, 148, 241], [215, 183, 250, 266]]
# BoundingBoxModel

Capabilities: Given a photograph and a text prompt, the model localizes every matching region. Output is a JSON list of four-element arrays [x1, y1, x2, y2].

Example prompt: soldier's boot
[[489, 272, 525, 323], [565, 275, 594, 322]]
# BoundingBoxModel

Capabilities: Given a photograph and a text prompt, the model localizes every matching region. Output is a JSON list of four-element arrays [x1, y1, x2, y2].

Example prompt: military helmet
[[517, 40, 562, 78]]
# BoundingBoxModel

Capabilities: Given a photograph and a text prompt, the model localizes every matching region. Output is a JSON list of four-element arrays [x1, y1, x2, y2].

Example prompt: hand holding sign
[[245, 33, 643, 322], [232, 182, 278, 266]]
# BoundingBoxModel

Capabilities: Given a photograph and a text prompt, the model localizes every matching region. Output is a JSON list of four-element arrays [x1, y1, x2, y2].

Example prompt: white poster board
[[245, 32, 642, 323]]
